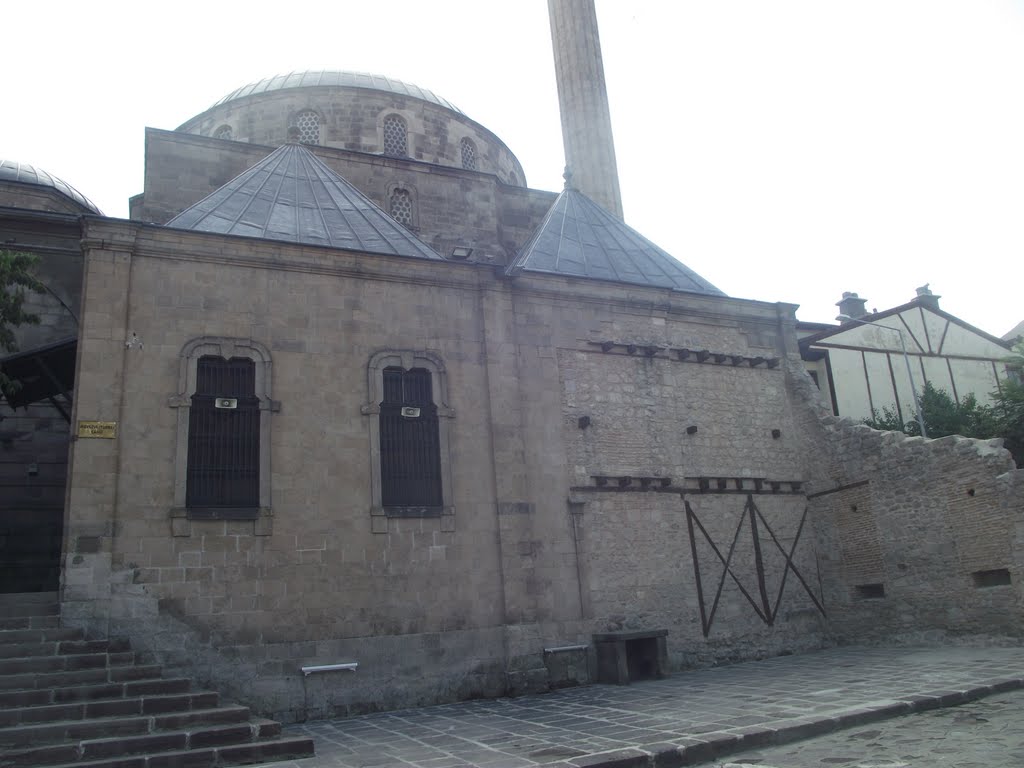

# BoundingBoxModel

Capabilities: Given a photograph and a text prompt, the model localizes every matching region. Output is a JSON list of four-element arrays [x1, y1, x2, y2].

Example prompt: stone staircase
[[0, 593, 314, 768]]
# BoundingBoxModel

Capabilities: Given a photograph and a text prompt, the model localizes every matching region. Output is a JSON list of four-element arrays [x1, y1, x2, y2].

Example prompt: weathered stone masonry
[[56, 212, 1023, 723]]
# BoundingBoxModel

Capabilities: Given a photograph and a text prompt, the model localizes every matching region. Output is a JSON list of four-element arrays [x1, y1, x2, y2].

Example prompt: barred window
[[213, 125, 233, 140], [363, 350, 455, 533], [383, 115, 408, 156], [170, 337, 277, 532], [389, 187, 413, 227], [186, 357, 259, 512], [460, 138, 477, 170], [379, 367, 442, 509], [295, 110, 320, 145]]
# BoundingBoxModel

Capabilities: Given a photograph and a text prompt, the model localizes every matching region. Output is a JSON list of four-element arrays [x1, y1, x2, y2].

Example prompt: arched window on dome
[[213, 125, 233, 141], [294, 110, 320, 145], [389, 187, 414, 228], [460, 138, 477, 171], [509, 171, 518, 186], [382, 115, 408, 157]]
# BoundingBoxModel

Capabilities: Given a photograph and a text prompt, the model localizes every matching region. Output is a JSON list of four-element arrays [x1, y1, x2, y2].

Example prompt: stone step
[[34, 735, 316, 768], [0, 615, 60, 631], [0, 602, 59, 619], [0, 629, 83, 646], [0, 691, 220, 727], [0, 595, 311, 767], [0, 594, 59, 619], [0, 664, 164, 692], [0, 678, 193, 709], [0, 638, 130, 660], [0, 704, 252, 747], [0, 651, 137, 676], [0, 592, 59, 605], [0, 721, 309, 766]]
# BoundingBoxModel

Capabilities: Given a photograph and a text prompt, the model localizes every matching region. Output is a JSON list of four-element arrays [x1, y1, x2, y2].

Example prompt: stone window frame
[[213, 124, 233, 141], [168, 337, 279, 536], [292, 108, 323, 145], [380, 112, 410, 157], [385, 180, 419, 231], [361, 350, 455, 534], [459, 137, 478, 170]]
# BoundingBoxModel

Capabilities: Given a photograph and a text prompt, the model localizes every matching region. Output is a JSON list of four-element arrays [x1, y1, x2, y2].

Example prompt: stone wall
[[60, 216, 1023, 721], [789, 360, 1023, 643]]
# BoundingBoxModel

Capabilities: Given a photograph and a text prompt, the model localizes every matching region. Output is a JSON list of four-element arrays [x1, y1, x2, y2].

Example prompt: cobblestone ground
[[716, 689, 1024, 768], [254, 646, 1024, 768]]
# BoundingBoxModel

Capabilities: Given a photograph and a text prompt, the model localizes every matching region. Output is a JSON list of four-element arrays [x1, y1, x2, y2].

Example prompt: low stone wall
[[789, 360, 1023, 644]]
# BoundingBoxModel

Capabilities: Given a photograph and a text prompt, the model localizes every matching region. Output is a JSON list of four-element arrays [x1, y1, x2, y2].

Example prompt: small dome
[[201, 70, 464, 117], [0, 160, 102, 215]]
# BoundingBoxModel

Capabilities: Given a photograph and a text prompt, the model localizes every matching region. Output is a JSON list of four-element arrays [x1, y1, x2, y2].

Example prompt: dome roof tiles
[[207, 70, 464, 115], [0, 160, 102, 214]]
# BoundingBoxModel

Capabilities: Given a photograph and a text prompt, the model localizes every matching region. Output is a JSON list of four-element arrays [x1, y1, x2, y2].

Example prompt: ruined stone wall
[[788, 361, 1024, 643]]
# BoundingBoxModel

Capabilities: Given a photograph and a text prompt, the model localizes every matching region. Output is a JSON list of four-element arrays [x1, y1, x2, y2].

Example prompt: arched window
[[460, 138, 477, 170], [168, 337, 278, 535], [213, 125, 233, 141], [362, 350, 455, 534], [379, 367, 442, 508], [509, 171, 518, 186], [382, 115, 408, 156], [186, 356, 259, 510], [389, 187, 413, 227], [294, 110, 320, 145]]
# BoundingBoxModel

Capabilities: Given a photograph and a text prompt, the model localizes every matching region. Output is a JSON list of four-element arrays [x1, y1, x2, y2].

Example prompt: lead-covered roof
[[507, 188, 724, 295], [167, 143, 440, 260]]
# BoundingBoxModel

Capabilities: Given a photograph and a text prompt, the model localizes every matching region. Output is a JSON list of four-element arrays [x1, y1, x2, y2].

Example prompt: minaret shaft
[[548, 0, 624, 219]]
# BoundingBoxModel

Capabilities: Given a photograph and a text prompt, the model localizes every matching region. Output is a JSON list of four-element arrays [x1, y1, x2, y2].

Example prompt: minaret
[[548, 0, 624, 219]]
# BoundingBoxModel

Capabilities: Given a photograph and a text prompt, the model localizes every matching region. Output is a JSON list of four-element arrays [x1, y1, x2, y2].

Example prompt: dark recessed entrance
[[0, 338, 76, 593], [593, 629, 668, 685]]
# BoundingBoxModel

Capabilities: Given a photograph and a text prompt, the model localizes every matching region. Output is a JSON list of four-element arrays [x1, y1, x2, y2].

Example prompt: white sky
[[4, 0, 1023, 336]]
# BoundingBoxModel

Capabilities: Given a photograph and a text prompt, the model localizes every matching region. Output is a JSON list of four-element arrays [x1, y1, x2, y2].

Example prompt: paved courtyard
[[714, 687, 1024, 767], [255, 645, 1024, 768]]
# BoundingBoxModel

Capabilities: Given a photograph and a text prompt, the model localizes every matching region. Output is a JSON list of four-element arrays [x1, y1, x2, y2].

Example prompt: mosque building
[[0, 0, 1020, 735]]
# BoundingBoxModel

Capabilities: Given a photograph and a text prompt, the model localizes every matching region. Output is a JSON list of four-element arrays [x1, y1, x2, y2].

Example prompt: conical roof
[[167, 143, 440, 260], [507, 187, 724, 295]]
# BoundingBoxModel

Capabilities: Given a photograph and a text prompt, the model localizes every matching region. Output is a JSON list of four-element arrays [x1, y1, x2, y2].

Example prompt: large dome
[[176, 70, 526, 186], [204, 70, 465, 116]]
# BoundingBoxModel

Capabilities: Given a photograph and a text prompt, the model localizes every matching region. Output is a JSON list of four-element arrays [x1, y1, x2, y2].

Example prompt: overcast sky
[[5, 0, 1023, 336]]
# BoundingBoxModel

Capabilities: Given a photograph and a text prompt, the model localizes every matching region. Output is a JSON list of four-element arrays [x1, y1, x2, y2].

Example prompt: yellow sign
[[78, 421, 117, 439]]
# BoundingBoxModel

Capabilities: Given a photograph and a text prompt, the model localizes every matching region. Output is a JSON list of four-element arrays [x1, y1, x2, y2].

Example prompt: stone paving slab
[[252, 646, 1024, 768], [714, 687, 1024, 767]]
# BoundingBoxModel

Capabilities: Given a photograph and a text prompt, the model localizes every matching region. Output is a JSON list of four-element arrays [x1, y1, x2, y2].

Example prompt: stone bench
[[592, 629, 668, 685]]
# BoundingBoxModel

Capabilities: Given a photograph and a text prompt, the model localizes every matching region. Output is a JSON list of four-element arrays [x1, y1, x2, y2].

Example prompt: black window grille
[[186, 356, 259, 513], [380, 367, 442, 509]]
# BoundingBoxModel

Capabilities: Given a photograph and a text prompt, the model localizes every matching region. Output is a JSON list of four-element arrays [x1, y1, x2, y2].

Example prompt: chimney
[[915, 284, 941, 311], [836, 292, 868, 320], [548, 0, 624, 219]]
